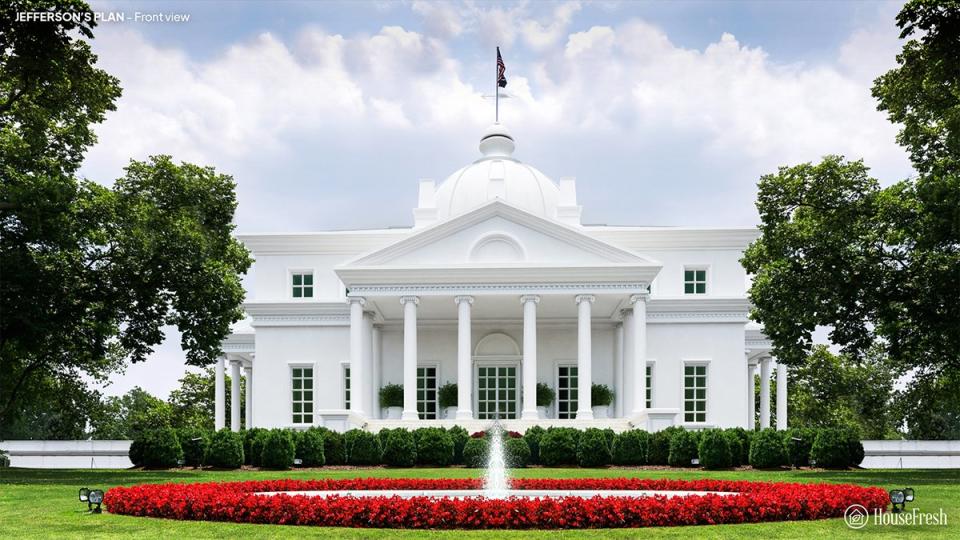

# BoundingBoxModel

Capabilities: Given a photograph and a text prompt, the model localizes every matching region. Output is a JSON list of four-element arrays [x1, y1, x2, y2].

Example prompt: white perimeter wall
[[0, 440, 133, 469]]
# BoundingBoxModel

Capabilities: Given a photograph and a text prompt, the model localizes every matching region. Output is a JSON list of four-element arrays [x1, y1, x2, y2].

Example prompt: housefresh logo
[[844, 505, 948, 529]]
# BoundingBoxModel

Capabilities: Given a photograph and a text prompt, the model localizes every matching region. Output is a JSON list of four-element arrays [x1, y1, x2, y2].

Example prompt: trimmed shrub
[[261, 429, 296, 470], [591, 384, 614, 407], [750, 428, 787, 468], [249, 430, 269, 467], [205, 429, 244, 469], [539, 428, 579, 466], [377, 428, 396, 452], [296, 429, 326, 467], [648, 426, 683, 465], [577, 428, 612, 467], [177, 428, 209, 468], [536, 383, 555, 407], [128, 438, 144, 468], [612, 429, 649, 465], [132, 427, 183, 468], [438, 383, 458, 410], [698, 429, 732, 469], [379, 384, 403, 408], [345, 429, 382, 465], [383, 429, 417, 467], [463, 437, 489, 468], [415, 428, 454, 466], [783, 427, 816, 468], [667, 429, 699, 467], [505, 437, 531, 468], [317, 428, 346, 465], [810, 427, 864, 469], [243, 428, 267, 466], [725, 427, 751, 466], [523, 425, 546, 464], [448, 426, 469, 465], [723, 430, 745, 467]]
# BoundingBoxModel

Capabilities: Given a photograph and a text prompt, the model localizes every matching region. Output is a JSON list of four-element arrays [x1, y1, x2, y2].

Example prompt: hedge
[[205, 429, 244, 469], [667, 429, 699, 467], [523, 425, 546, 465], [539, 428, 579, 466], [463, 437, 489, 468], [177, 427, 209, 468], [448, 426, 469, 465], [611, 429, 649, 465], [723, 430, 744, 467], [577, 428, 612, 467], [382, 429, 417, 467], [345, 429, 382, 465], [750, 428, 787, 468], [414, 428, 454, 466], [243, 428, 267, 466], [296, 428, 326, 467], [724, 428, 751, 466], [648, 426, 682, 465], [505, 437, 531, 468], [249, 430, 269, 467], [317, 428, 346, 465], [783, 427, 816, 468], [698, 429, 732, 469], [810, 427, 864, 468], [261, 429, 296, 469], [131, 427, 182, 468]]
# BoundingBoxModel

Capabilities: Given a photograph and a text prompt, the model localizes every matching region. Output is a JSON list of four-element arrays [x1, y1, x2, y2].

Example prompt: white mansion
[[215, 124, 787, 433]]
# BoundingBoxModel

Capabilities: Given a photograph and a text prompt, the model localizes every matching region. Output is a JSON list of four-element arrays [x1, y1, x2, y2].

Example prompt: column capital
[[347, 295, 366, 305], [243, 366, 252, 374], [629, 292, 650, 304], [229, 358, 243, 367], [520, 294, 540, 304], [400, 295, 420, 306], [454, 295, 474, 305], [575, 294, 596, 305]]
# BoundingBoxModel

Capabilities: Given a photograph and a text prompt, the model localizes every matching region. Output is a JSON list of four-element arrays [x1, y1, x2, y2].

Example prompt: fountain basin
[[257, 489, 737, 499]]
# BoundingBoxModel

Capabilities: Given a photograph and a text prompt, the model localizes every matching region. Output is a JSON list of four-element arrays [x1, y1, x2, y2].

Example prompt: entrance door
[[476, 365, 518, 419]]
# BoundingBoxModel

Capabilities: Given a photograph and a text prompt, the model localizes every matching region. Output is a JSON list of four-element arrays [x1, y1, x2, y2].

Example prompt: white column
[[630, 293, 649, 416], [372, 326, 382, 419], [455, 295, 474, 420], [230, 359, 241, 432], [401, 296, 420, 420], [214, 355, 225, 430], [760, 357, 771, 429], [614, 323, 624, 418], [575, 294, 595, 419], [244, 366, 253, 429], [348, 297, 366, 416], [747, 361, 757, 430], [362, 311, 374, 416], [776, 362, 788, 430], [520, 295, 540, 419], [622, 309, 635, 415]]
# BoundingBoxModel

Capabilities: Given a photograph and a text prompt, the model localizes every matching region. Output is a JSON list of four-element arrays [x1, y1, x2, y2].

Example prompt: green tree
[[89, 387, 173, 440], [0, 0, 253, 431], [0, 373, 102, 439], [168, 367, 244, 431]]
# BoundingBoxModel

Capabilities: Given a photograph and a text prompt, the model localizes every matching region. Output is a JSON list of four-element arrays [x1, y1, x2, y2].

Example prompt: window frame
[[682, 360, 709, 424], [417, 363, 440, 419], [475, 362, 520, 420], [288, 268, 316, 300], [290, 364, 315, 425], [683, 266, 709, 295], [645, 360, 656, 409], [555, 362, 579, 420], [341, 361, 351, 410]]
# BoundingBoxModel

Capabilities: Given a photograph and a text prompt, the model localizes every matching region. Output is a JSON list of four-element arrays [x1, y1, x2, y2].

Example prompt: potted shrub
[[591, 384, 614, 418], [438, 382, 458, 419], [379, 384, 404, 419], [535, 383, 555, 418]]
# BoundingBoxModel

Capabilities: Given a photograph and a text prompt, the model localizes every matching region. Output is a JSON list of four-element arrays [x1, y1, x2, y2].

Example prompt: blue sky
[[82, 0, 914, 397]]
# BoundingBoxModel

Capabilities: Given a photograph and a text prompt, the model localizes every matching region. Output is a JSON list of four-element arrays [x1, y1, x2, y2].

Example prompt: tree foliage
[[89, 387, 173, 440]]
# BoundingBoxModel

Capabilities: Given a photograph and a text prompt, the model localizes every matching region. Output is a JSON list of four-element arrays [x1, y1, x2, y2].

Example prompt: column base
[[576, 410, 594, 420], [520, 410, 539, 420], [455, 410, 474, 421], [401, 410, 419, 421]]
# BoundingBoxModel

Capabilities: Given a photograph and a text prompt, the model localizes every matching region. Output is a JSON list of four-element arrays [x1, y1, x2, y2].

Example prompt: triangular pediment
[[343, 200, 655, 268]]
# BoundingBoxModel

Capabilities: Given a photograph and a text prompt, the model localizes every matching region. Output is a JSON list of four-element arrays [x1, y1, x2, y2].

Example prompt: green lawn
[[0, 467, 956, 538]]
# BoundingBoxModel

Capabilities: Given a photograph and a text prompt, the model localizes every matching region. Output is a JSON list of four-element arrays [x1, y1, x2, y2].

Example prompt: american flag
[[497, 47, 507, 88]]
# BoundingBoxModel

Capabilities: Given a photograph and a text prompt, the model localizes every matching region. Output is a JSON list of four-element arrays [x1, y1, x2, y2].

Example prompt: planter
[[443, 406, 457, 419], [537, 406, 549, 419], [385, 406, 402, 420], [592, 405, 609, 419]]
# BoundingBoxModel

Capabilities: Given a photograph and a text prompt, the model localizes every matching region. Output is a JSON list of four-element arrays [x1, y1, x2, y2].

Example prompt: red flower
[[104, 477, 889, 529]]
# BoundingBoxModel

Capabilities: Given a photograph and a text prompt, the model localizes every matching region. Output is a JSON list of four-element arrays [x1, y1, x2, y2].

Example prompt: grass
[[0, 466, 957, 538]]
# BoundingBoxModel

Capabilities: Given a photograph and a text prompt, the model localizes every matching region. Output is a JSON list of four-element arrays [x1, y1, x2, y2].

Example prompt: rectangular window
[[684, 364, 707, 423], [417, 366, 438, 419], [292, 272, 314, 298], [645, 364, 653, 409], [343, 366, 351, 410], [291, 367, 314, 424], [557, 365, 578, 419], [684, 268, 707, 294], [476, 365, 517, 419]]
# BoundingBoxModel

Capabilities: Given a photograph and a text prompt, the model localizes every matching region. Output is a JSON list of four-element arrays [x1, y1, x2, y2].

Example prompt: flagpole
[[495, 48, 499, 123]]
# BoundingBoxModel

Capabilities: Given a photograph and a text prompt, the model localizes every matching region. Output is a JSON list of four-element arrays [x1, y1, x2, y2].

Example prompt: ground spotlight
[[903, 487, 915, 502], [78, 487, 89, 503], [889, 489, 906, 513], [88, 489, 104, 514]]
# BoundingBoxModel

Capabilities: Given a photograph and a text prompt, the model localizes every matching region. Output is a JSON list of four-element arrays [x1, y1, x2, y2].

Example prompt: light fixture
[[889, 489, 906, 513], [87, 489, 104, 514], [78, 487, 89, 502], [904, 487, 915, 502]]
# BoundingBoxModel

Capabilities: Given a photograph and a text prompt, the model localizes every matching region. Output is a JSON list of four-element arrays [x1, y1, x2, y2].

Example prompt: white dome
[[433, 124, 560, 221]]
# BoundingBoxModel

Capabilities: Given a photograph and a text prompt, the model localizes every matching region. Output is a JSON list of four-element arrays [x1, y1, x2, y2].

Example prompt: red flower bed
[[104, 477, 888, 529]]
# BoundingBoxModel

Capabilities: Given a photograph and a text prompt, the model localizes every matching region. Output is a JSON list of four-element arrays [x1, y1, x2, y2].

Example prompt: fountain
[[482, 419, 509, 498]]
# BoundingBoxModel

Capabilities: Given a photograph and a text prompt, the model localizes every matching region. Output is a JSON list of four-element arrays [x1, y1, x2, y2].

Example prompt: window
[[645, 364, 653, 409], [291, 367, 314, 424], [417, 366, 438, 419], [292, 272, 314, 298], [477, 365, 517, 419], [557, 365, 578, 419], [343, 365, 351, 410], [684, 268, 707, 294], [684, 364, 707, 422]]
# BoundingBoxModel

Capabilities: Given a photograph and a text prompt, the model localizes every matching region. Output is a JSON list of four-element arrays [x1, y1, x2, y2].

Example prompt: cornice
[[585, 227, 759, 250], [244, 302, 350, 327], [346, 280, 653, 297], [237, 230, 408, 255]]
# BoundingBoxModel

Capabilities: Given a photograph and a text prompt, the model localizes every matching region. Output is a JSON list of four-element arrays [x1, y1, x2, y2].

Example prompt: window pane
[[696, 270, 706, 281], [303, 274, 313, 285], [684, 270, 694, 281], [303, 287, 313, 298], [695, 283, 706, 294], [293, 274, 302, 286]]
